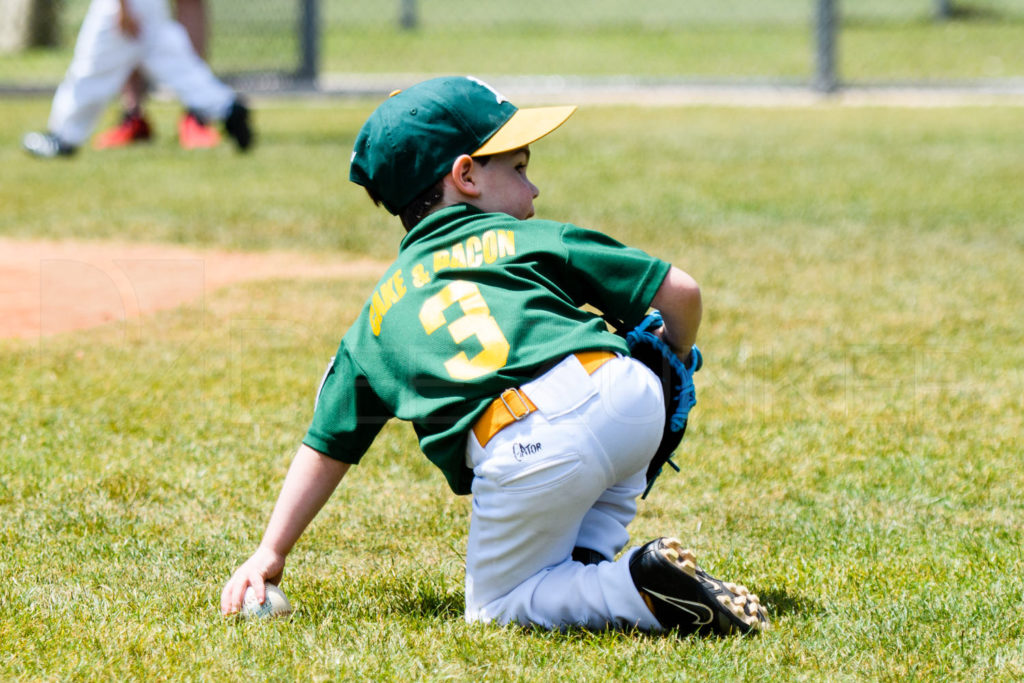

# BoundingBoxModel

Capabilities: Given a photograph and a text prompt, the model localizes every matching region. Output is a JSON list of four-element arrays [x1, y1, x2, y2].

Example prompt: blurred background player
[[94, 0, 222, 149], [22, 0, 252, 158]]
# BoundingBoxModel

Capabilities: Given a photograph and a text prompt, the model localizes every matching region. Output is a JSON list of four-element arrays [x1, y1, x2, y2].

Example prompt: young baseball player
[[220, 76, 768, 635], [21, 0, 251, 158]]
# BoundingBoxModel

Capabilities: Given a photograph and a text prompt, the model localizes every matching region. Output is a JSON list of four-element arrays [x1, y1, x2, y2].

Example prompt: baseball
[[240, 583, 293, 619]]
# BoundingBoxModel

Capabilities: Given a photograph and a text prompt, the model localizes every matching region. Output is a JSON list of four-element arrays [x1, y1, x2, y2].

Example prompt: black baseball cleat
[[223, 99, 253, 151], [572, 547, 608, 565], [23, 132, 76, 158], [629, 537, 768, 637]]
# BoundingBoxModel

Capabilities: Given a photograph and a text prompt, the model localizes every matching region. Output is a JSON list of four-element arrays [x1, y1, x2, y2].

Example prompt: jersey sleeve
[[303, 343, 392, 463], [559, 224, 671, 328]]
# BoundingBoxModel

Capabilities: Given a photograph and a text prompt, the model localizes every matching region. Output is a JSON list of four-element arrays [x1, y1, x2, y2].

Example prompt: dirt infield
[[0, 238, 388, 340]]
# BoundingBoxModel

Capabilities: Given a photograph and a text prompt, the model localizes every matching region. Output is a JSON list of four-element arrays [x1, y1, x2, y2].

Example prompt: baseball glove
[[624, 310, 702, 498]]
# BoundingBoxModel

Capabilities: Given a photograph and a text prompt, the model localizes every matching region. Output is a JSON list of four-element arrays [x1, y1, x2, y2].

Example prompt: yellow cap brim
[[472, 105, 577, 157]]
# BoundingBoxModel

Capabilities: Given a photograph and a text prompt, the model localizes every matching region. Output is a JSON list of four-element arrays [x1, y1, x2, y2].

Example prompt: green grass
[[2, 0, 1024, 85], [322, 17, 1024, 82], [1, 96, 1023, 679]]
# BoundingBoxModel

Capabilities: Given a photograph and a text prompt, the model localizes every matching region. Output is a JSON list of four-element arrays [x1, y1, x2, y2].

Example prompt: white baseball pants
[[48, 0, 235, 146], [464, 353, 666, 631]]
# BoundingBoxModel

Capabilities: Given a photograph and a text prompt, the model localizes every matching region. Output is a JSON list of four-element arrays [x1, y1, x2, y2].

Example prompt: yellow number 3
[[419, 280, 510, 380]]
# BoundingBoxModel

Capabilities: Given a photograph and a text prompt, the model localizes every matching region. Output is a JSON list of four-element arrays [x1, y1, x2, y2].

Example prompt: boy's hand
[[219, 446, 350, 616], [220, 545, 287, 616]]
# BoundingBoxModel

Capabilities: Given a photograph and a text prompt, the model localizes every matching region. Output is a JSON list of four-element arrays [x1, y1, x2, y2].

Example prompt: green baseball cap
[[349, 76, 576, 215]]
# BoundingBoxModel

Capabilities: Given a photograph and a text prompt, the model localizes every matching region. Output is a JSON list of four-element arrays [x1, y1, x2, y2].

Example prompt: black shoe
[[629, 537, 768, 636], [572, 547, 608, 565], [23, 132, 76, 158], [223, 100, 253, 151]]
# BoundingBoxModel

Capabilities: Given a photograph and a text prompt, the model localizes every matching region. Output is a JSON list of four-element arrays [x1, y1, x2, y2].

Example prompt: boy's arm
[[220, 443, 350, 615], [649, 265, 703, 360]]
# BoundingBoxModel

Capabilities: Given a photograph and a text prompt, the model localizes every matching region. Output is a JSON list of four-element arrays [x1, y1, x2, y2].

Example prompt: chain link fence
[[2, 0, 1022, 93]]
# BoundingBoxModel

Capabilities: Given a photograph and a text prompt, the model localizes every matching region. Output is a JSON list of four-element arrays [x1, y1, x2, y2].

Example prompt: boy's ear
[[449, 154, 480, 197]]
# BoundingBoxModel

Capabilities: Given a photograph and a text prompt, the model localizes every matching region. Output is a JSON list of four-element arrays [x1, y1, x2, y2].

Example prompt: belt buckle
[[499, 388, 531, 420]]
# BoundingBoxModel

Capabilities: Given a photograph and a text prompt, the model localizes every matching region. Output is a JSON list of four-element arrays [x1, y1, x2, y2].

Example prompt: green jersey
[[304, 204, 670, 494]]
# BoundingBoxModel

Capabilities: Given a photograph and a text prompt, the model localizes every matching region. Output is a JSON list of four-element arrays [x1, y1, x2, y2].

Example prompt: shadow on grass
[[395, 585, 817, 641], [944, 6, 1020, 22], [397, 585, 465, 620], [310, 569, 814, 633], [760, 586, 819, 619], [843, 8, 1024, 28]]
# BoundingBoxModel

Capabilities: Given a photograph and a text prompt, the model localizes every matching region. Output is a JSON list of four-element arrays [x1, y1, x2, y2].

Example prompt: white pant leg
[[138, 12, 234, 120], [48, 0, 142, 145], [464, 354, 665, 631], [575, 468, 646, 561]]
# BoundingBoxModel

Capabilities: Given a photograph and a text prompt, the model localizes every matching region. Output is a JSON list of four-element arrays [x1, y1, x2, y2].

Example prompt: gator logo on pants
[[511, 442, 542, 462]]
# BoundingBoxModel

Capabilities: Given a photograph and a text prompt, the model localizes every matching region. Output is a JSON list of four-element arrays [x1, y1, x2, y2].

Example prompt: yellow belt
[[472, 351, 617, 448]]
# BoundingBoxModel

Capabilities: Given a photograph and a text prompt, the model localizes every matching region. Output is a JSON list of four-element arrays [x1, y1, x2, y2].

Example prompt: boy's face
[[469, 147, 539, 220]]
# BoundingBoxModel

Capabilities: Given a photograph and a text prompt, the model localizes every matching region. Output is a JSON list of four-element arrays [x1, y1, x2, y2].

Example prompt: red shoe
[[178, 111, 221, 149], [94, 112, 152, 149]]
